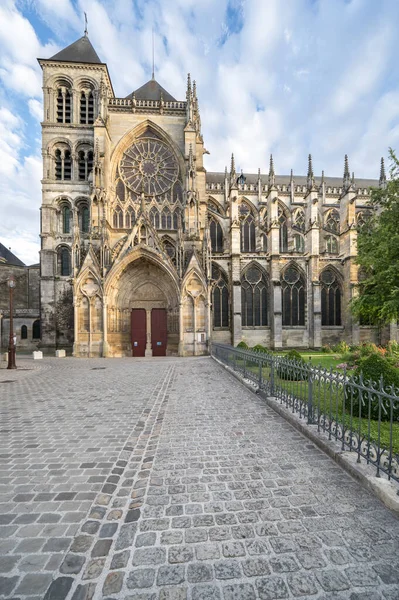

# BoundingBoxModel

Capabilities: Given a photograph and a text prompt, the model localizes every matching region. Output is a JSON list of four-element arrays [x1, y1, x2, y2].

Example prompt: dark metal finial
[[84, 12, 88, 36]]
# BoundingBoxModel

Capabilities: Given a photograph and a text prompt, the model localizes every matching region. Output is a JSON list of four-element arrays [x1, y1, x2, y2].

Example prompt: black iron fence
[[211, 343, 399, 484]]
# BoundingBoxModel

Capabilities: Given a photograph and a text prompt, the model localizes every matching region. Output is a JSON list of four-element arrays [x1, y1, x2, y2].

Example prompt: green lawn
[[281, 352, 343, 371], [230, 352, 399, 456]]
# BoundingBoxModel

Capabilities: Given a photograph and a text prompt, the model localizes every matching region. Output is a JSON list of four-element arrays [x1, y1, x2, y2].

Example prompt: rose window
[[119, 138, 179, 196]]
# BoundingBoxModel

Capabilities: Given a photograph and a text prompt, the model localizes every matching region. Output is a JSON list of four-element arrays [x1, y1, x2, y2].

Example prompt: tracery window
[[125, 206, 135, 229], [212, 264, 229, 328], [55, 147, 72, 180], [150, 207, 160, 228], [356, 210, 373, 229], [163, 240, 177, 266], [78, 149, 93, 181], [241, 265, 268, 326], [116, 179, 125, 203], [80, 90, 94, 124], [161, 208, 172, 229], [56, 85, 72, 123], [210, 218, 223, 252], [113, 207, 123, 229], [325, 209, 340, 233], [173, 210, 179, 230], [281, 266, 305, 326], [58, 247, 71, 276], [240, 205, 255, 252], [278, 207, 288, 252], [293, 209, 305, 232], [320, 268, 342, 326], [21, 325, 28, 340], [325, 235, 339, 254], [293, 233, 305, 253]]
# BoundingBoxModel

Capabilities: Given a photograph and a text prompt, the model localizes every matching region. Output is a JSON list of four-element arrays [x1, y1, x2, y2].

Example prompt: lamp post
[[7, 276, 16, 370]]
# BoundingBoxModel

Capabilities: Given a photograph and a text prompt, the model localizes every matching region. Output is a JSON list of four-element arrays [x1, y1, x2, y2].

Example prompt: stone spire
[[307, 154, 315, 190], [379, 157, 387, 188], [343, 154, 351, 190], [290, 169, 295, 203], [320, 169, 326, 203], [268, 154, 275, 188], [186, 73, 192, 100], [230, 153, 237, 187]]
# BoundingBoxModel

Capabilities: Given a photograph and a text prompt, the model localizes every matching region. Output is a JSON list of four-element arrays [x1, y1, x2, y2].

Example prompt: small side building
[[0, 243, 40, 353]]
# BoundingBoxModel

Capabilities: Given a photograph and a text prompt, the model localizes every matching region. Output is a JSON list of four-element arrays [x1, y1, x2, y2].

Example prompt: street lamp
[[7, 276, 16, 370]]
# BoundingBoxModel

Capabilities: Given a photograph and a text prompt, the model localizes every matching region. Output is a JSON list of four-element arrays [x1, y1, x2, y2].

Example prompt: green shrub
[[252, 344, 269, 353], [321, 345, 333, 353], [348, 354, 399, 421], [386, 340, 399, 357], [236, 341, 249, 349], [277, 350, 307, 381], [332, 341, 350, 354]]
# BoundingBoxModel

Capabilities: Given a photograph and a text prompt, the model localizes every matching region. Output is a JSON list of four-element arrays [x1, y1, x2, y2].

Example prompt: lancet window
[[278, 207, 288, 252], [113, 207, 123, 229], [125, 206, 135, 228], [240, 204, 255, 252], [293, 209, 305, 232], [212, 264, 229, 328], [293, 233, 305, 253], [21, 325, 28, 340], [150, 207, 160, 228], [325, 235, 339, 254], [80, 89, 94, 124], [61, 204, 71, 234], [55, 147, 72, 180], [241, 265, 268, 326], [281, 266, 305, 326], [32, 320, 41, 339], [58, 246, 71, 276], [77, 202, 89, 233], [56, 84, 72, 123], [320, 268, 342, 326], [78, 149, 93, 181], [210, 218, 223, 252]]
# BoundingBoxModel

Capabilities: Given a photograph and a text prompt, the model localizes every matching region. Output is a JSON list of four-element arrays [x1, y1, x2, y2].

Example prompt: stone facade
[[38, 34, 394, 357], [0, 245, 40, 352]]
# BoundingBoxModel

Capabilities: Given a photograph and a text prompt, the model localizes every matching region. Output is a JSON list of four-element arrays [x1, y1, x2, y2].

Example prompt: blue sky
[[1, 0, 399, 264]]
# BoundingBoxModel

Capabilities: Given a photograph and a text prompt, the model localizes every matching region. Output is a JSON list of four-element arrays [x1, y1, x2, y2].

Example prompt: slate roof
[[0, 243, 25, 267], [206, 172, 379, 189], [125, 79, 176, 101], [49, 35, 102, 64]]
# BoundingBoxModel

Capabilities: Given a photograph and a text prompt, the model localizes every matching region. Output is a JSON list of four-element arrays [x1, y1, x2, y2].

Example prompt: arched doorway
[[106, 255, 179, 357]]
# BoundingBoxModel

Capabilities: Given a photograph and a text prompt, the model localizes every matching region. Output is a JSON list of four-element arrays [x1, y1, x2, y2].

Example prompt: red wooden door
[[131, 309, 146, 357], [151, 309, 167, 357]]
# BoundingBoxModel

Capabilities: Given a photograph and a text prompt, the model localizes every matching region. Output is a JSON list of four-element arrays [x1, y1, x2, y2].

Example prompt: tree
[[351, 149, 399, 325]]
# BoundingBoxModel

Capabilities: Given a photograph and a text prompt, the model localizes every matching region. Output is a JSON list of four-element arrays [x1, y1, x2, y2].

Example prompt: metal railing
[[211, 343, 399, 484]]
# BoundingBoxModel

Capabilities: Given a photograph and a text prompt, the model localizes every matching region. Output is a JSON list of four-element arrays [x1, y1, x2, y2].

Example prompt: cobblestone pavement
[[0, 356, 399, 600]]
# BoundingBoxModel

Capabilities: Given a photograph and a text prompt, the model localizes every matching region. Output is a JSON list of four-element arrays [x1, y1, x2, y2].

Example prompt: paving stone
[[373, 563, 399, 584], [71, 535, 93, 553], [223, 583, 256, 600], [222, 541, 246, 558], [159, 587, 187, 600], [82, 558, 106, 580], [115, 523, 137, 550], [192, 584, 222, 600], [126, 568, 156, 589], [168, 545, 194, 564], [315, 569, 350, 592], [242, 557, 270, 577], [19, 554, 47, 572], [15, 573, 53, 594], [99, 523, 118, 538], [132, 547, 166, 566], [286, 572, 319, 596], [43, 576, 74, 600], [0, 555, 21, 572], [187, 563, 213, 583], [195, 543, 221, 561], [136, 532, 157, 547], [185, 528, 207, 543], [270, 555, 299, 573], [156, 565, 185, 586], [42, 537, 71, 552], [255, 575, 289, 600], [102, 571, 124, 595], [161, 530, 184, 545], [0, 576, 19, 597], [214, 560, 242, 580], [71, 582, 97, 600], [60, 553, 86, 574]]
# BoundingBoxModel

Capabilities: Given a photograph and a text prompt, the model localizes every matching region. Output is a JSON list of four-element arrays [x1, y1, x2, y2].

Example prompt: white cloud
[[2, 0, 399, 263]]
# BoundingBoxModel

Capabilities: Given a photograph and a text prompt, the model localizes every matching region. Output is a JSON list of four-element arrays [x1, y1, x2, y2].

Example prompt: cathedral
[[37, 33, 394, 358]]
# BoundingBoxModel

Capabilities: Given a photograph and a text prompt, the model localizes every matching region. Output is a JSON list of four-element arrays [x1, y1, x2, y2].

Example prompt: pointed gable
[[0, 243, 25, 267], [49, 35, 102, 64], [125, 79, 176, 102]]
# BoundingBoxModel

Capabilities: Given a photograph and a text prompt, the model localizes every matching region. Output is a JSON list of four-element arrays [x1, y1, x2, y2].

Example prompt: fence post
[[270, 357, 275, 396], [258, 359, 262, 388], [243, 355, 246, 379], [307, 371, 314, 424]]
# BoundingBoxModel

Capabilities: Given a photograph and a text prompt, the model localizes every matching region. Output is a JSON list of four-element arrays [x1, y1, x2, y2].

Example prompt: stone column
[[102, 301, 108, 357], [177, 302, 184, 356], [145, 309, 152, 357], [72, 297, 79, 357], [272, 281, 282, 349], [232, 282, 242, 346], [312, 282, 322, 348]]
